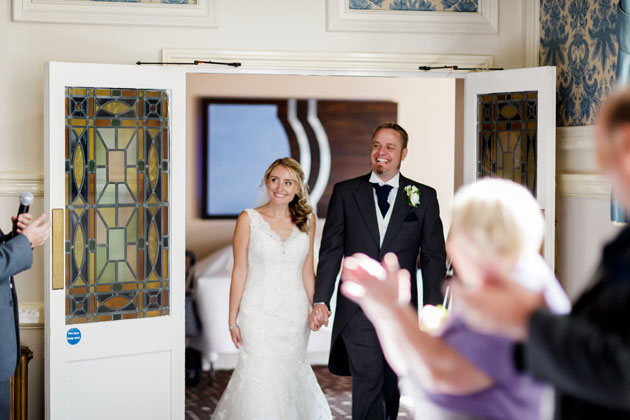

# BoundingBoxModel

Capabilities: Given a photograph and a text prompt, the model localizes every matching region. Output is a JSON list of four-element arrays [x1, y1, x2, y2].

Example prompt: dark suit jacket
[[516, 226, 630, 419], [314, 173, 446, 375], [0, 230, 32, 381]]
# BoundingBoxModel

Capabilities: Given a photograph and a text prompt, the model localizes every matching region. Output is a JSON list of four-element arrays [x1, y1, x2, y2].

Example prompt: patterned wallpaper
[[540, 0, 618, 127], [349, 0, 478, 12]]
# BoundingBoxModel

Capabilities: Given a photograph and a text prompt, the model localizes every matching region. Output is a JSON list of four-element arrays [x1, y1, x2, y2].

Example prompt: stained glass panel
[[476, 91, 538, 196], [65, 87, 170, 324]]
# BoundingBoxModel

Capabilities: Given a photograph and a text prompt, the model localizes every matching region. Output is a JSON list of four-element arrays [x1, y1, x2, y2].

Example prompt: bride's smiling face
[[266, 165, 298, 205]]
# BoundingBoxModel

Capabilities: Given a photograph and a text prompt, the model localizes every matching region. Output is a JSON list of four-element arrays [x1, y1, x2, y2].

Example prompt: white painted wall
[[0, 1, 534, 418], [556, 196, 621, 300], [555, 126, 624, 300]]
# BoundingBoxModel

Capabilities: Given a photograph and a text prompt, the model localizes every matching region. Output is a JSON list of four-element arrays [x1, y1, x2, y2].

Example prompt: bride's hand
[[230, 326, 243, 349]]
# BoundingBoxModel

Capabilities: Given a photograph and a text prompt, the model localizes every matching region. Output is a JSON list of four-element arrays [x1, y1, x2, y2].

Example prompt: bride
[[211, 158, 333, 420]]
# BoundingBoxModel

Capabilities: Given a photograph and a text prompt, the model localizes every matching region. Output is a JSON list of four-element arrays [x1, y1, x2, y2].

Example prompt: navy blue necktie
[[372, 183, 393, 217]]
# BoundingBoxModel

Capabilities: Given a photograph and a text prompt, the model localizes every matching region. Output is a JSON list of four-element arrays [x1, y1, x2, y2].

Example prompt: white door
[[44, 62, 186, 420], [463, 67, 557, 268]]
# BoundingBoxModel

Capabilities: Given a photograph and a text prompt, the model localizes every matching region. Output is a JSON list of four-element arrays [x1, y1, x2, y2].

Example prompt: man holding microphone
[[0, 207, 51, 418]]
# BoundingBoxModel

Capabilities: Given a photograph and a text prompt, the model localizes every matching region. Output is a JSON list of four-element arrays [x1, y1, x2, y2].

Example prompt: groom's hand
[[310, 304, 330, 331]]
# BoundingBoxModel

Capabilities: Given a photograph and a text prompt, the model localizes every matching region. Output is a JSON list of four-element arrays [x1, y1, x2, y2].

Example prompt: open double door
[[43, 62, 554, 420]]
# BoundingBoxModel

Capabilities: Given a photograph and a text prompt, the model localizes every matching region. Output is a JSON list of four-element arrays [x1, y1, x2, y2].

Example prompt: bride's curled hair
[[263, 158, 313, 233]]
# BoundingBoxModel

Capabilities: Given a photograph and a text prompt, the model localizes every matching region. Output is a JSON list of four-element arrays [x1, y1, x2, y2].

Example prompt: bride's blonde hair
[[263, 158, 313, 233]]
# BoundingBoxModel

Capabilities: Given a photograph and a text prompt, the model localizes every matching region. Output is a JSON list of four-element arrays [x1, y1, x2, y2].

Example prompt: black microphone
[[13, 192, 34, 234]]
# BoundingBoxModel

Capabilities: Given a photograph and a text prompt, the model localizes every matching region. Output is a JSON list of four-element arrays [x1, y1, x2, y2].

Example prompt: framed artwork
[[200, 97, 398, 218], [327, 0, 497, 34], [13, 0, 217, 27]]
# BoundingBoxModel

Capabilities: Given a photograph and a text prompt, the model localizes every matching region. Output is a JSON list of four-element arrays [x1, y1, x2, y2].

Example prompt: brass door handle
[[52, 208, 64, 290]]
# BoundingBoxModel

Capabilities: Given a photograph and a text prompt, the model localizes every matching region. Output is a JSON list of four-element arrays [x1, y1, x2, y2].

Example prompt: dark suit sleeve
[[0, 235, 33, 285], [419, 188, 446, 305], [522, 308, 630, 411], [314, 184, 345, 307]]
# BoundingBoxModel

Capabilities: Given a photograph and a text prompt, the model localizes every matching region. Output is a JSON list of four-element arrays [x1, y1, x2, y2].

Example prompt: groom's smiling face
[[370, 128, 408, 181]]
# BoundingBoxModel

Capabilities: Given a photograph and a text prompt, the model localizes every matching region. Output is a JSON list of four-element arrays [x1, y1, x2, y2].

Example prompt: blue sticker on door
[[67, 328, 81, 345]]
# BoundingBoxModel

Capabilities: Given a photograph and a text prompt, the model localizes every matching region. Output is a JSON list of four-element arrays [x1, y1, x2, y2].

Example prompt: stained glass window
[[65, 87, 170, 324], [476, 91, 538, 196]]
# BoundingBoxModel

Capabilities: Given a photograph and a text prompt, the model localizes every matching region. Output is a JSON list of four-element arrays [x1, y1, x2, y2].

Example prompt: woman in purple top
[[340, 179, 571, 420]]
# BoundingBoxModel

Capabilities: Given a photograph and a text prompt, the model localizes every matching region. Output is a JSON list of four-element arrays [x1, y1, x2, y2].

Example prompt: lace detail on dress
[[211, 209, 332, 420]]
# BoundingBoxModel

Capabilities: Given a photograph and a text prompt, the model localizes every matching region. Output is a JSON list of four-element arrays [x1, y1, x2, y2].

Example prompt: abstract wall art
[[201, 98, 398, 218]]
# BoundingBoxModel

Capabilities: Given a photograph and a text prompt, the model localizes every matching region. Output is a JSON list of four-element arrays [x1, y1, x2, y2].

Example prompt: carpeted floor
[[185, 366, 414, 419]]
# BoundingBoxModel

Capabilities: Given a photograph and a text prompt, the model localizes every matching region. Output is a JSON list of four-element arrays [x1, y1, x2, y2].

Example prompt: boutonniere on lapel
[[404, 185, 420, 208]]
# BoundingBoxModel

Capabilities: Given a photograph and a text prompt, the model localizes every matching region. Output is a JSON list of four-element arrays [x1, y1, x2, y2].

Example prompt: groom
[[310, 122, 446, 420]]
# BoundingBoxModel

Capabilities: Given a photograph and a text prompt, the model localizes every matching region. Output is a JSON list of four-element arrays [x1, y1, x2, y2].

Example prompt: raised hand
[[21, 213, 51, 248], [230, 325, 243, 349], [310, 304, 331, 331], [340, 253, 411, 320]]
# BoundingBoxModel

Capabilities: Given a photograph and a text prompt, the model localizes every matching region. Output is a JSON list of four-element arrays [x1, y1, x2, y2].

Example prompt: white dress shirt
[[369, 171, 400, 246]]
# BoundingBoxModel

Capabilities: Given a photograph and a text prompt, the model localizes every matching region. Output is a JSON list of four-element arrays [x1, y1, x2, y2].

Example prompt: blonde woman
[[340, 179, 570, 420], [211, 158, 332, 420]]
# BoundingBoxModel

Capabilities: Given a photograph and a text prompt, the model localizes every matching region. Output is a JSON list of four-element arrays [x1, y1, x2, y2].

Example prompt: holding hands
[[310, 304, 331, 331]]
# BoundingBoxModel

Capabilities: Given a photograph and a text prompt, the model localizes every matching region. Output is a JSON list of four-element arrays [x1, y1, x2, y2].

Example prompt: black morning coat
[[314, 173, 447, 375]]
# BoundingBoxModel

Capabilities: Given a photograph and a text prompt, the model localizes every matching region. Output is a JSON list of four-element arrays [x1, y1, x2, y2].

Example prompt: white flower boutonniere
[[404, 185, 420, 208]]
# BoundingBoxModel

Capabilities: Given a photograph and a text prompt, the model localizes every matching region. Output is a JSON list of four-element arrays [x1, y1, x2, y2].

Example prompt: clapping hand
[[20, 213, 51, 248], [340, 253, 411, 320], [309, 304, 331, 331]]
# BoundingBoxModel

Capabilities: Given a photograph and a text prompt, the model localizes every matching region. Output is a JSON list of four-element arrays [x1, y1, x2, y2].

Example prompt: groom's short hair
[[372, 122, 408, 149]]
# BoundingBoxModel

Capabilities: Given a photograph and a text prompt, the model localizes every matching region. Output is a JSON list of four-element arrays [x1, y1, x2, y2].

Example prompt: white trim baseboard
[[326, 0, 498, 34], [0, 172, 44, 196], [12, 0, 218, 27], [161, 48, 494, 73]]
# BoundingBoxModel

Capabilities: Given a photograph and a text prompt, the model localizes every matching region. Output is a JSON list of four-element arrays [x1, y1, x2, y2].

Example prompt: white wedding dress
[[211, 208, 332, 420]]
